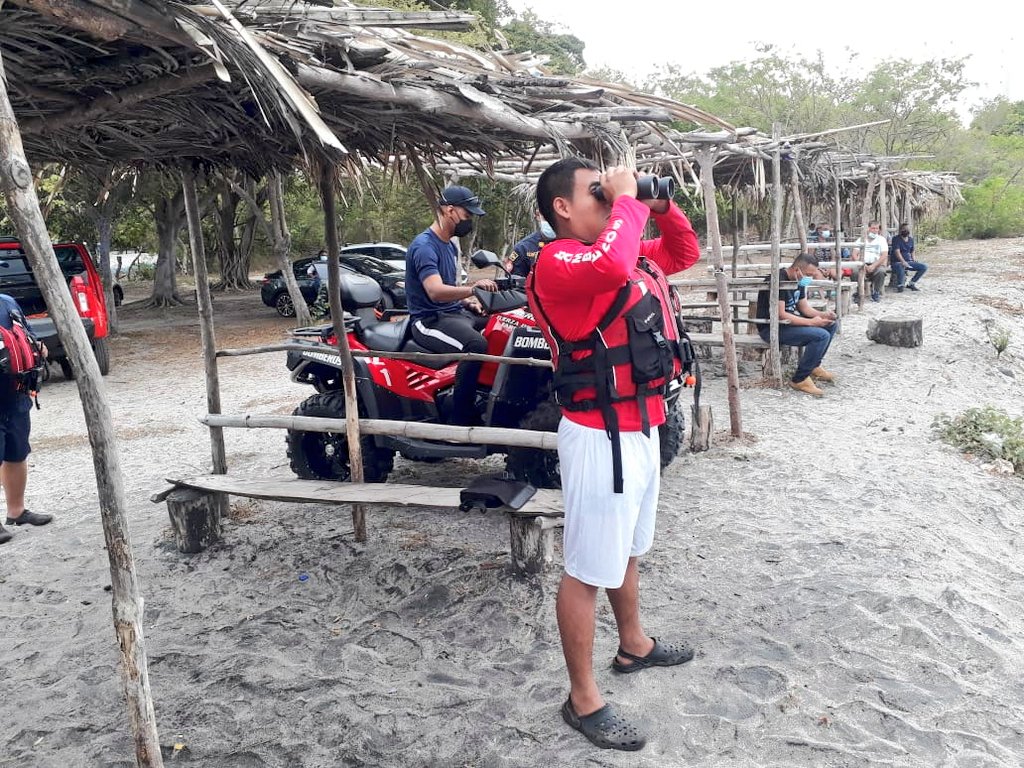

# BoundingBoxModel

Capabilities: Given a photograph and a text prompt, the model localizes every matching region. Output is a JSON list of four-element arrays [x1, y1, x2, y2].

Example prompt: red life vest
[[528, 257, 694, 493]]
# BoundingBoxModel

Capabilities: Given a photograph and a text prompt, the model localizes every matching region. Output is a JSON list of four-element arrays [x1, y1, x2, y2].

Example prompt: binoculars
[[590, 175, 675, 203]]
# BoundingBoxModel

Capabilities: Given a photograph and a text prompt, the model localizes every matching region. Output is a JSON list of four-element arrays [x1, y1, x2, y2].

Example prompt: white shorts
[[557, 416, 661, 589]]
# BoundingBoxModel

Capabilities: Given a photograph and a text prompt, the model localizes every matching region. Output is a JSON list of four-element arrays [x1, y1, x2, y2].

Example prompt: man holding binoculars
[[526, 158, 700, 750]]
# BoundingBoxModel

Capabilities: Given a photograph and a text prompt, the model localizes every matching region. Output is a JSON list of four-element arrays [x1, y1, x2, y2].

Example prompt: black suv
[[260, 257, 382, 317]]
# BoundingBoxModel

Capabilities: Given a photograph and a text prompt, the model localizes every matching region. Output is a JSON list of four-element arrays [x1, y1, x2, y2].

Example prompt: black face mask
[[453, 218, 474, 238]]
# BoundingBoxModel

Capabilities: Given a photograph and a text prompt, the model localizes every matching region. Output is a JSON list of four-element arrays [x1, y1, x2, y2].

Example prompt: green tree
[[501, 11, 586, 75]]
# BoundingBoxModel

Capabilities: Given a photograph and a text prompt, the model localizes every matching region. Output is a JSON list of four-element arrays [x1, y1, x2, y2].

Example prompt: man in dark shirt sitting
[[889, 223, 927, 292], [406, 185, 497, 425], [756, 253, 838, 397]]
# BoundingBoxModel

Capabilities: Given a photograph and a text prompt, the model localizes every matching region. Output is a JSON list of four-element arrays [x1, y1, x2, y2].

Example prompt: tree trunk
[[214, 176, 256, 291], [149, 194, 184, 306], [96, 214, 119, 333], [867, 317, 922, 347], [0, 50, 165, 768], [268, 172, 311, 327]]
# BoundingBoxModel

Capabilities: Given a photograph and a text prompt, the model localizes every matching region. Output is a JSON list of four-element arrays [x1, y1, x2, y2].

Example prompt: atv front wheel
[[505, 399, 561, 489], [286, 392, 394, 482], [659, 398, 686, 469]]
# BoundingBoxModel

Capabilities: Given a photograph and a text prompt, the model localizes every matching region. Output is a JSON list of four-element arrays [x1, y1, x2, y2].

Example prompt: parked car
[[337, 253, 406, 309], [260, 257, 381, 318], [0, 236, 112, 377], [341, 241, 467, 284]]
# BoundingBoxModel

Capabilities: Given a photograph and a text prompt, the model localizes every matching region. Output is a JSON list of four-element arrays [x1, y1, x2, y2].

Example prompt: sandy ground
[[2, 239, 1024, 767]]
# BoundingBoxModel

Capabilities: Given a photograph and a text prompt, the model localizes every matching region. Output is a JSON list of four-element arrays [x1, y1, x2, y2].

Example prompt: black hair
[[536, 157, 599, 236], [793, 253, 820, 268]]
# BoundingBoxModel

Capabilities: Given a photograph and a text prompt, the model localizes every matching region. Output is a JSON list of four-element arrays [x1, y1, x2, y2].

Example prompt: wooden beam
[[0, 48, 165, 768], [201, 413, 559, 449], [19, 65, 218, 134], [295, 64, 596, 142]]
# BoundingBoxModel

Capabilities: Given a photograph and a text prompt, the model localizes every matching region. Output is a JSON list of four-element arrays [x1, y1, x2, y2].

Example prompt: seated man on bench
[[756, 253, 838, 397]]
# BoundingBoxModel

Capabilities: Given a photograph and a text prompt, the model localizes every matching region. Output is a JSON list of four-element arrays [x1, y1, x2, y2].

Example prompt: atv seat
[[361, 317, 411, 352]]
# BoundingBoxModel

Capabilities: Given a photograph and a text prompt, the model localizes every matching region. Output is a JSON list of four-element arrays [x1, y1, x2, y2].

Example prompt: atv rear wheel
[[286, 392, 394, 481], [505, 399, 561, 490], [659, 398, 686, 469]]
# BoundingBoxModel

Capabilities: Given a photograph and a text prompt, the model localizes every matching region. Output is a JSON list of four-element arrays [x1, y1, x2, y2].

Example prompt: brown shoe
[[811, 366, 836, 383], [790, 377, 824, 396]]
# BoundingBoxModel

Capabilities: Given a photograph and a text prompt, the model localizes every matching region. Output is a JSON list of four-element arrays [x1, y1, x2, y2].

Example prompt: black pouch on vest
[[624, 292, 674, 385], [459, 475, 537, 512]]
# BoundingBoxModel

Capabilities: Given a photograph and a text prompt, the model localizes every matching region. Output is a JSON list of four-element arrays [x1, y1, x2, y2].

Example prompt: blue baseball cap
[[439, 185, 485, 216]]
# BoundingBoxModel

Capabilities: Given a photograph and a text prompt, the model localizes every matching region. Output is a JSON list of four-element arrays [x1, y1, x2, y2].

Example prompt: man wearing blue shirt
[[0, 294, 51, 545], [406, 186, 497, 425], [889, 224, 927, 292]]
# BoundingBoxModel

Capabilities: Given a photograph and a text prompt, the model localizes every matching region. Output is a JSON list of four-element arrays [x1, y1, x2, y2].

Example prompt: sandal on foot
[[561, 698, 646, 751], [612, 637, 694, 674]]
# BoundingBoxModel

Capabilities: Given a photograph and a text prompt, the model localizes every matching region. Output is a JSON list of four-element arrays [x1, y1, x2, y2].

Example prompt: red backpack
[[0, 309, 45, 403]]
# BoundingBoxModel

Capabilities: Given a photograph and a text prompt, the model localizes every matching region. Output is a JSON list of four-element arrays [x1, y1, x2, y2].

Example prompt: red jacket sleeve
[[639, 201, 701, 275]]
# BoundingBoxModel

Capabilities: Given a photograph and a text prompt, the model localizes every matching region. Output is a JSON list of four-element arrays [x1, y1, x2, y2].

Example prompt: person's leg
[[908, 260, 927, 285], [557, 574, 603, 714], [607, 557, 653, 662], [890, 261, 906, 291], [870, 268, 885, 299], [779, 325, 831, 382], [412, 313, 487, 424], [1, 460, 28, 518]]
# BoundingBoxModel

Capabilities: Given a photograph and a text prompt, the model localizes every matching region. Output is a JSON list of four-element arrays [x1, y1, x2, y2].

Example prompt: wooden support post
[[832, 175, 845, 330], [878, 176, 889, 240], [789, 158, 808, 255], [696, 147, 742, 436], [689, 403, 713, 452], [318, 164, 367, 542], [0, 51, 165, 768], [181, 169, 228, 478], [767, 128, 784, 388], [166, 488, 222, 553], [509, 515, 554, 575]]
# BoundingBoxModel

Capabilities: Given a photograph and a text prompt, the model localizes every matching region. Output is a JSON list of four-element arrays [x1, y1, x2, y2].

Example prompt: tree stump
[[690, 403, 713, 452], [867, 316, 923, 348], [166, 488, 224, 553], [509, 515, 555, 575]]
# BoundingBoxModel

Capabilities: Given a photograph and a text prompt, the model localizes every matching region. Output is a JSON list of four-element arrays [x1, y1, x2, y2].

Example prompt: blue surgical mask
[[820, 229, 831, 238], [798, 275, 814, 289], [539, 220, 556, 240]]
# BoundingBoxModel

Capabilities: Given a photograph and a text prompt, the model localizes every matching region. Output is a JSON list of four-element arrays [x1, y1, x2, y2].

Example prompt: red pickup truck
[[0, 236, 111, 377]]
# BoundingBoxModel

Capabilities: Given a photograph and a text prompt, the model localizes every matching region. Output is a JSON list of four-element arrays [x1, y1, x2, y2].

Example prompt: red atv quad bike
[[0, 237, 111, 377], [284, 250, 699, 489]]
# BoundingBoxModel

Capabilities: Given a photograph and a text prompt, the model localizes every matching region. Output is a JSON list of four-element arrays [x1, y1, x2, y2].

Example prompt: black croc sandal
[[612, 637, 694, 674], [561, 698, 646, 751]]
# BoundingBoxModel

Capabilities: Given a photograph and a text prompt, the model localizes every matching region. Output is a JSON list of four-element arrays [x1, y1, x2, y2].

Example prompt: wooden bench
[[154, 474, 565, 575]]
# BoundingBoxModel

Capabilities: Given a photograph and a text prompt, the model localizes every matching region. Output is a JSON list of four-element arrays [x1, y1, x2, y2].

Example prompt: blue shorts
[[0, 407, 32, 463]]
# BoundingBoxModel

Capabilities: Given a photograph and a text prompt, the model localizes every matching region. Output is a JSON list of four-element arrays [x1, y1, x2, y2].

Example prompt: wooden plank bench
[[154, 474, 565, 575]]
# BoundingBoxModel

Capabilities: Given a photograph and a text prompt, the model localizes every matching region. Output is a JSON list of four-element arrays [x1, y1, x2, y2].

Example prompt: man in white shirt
[[852, 221, 889, 302]]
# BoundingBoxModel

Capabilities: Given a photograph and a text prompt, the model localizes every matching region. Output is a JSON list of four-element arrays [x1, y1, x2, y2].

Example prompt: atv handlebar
[[473, 286, 528, 314]]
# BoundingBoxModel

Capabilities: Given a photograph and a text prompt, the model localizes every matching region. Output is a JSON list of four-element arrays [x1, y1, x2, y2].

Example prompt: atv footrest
[[389, 436, 489, 461]]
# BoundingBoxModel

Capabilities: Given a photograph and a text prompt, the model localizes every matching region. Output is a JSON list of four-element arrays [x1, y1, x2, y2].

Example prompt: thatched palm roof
[[1, 0, 736, 173]]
